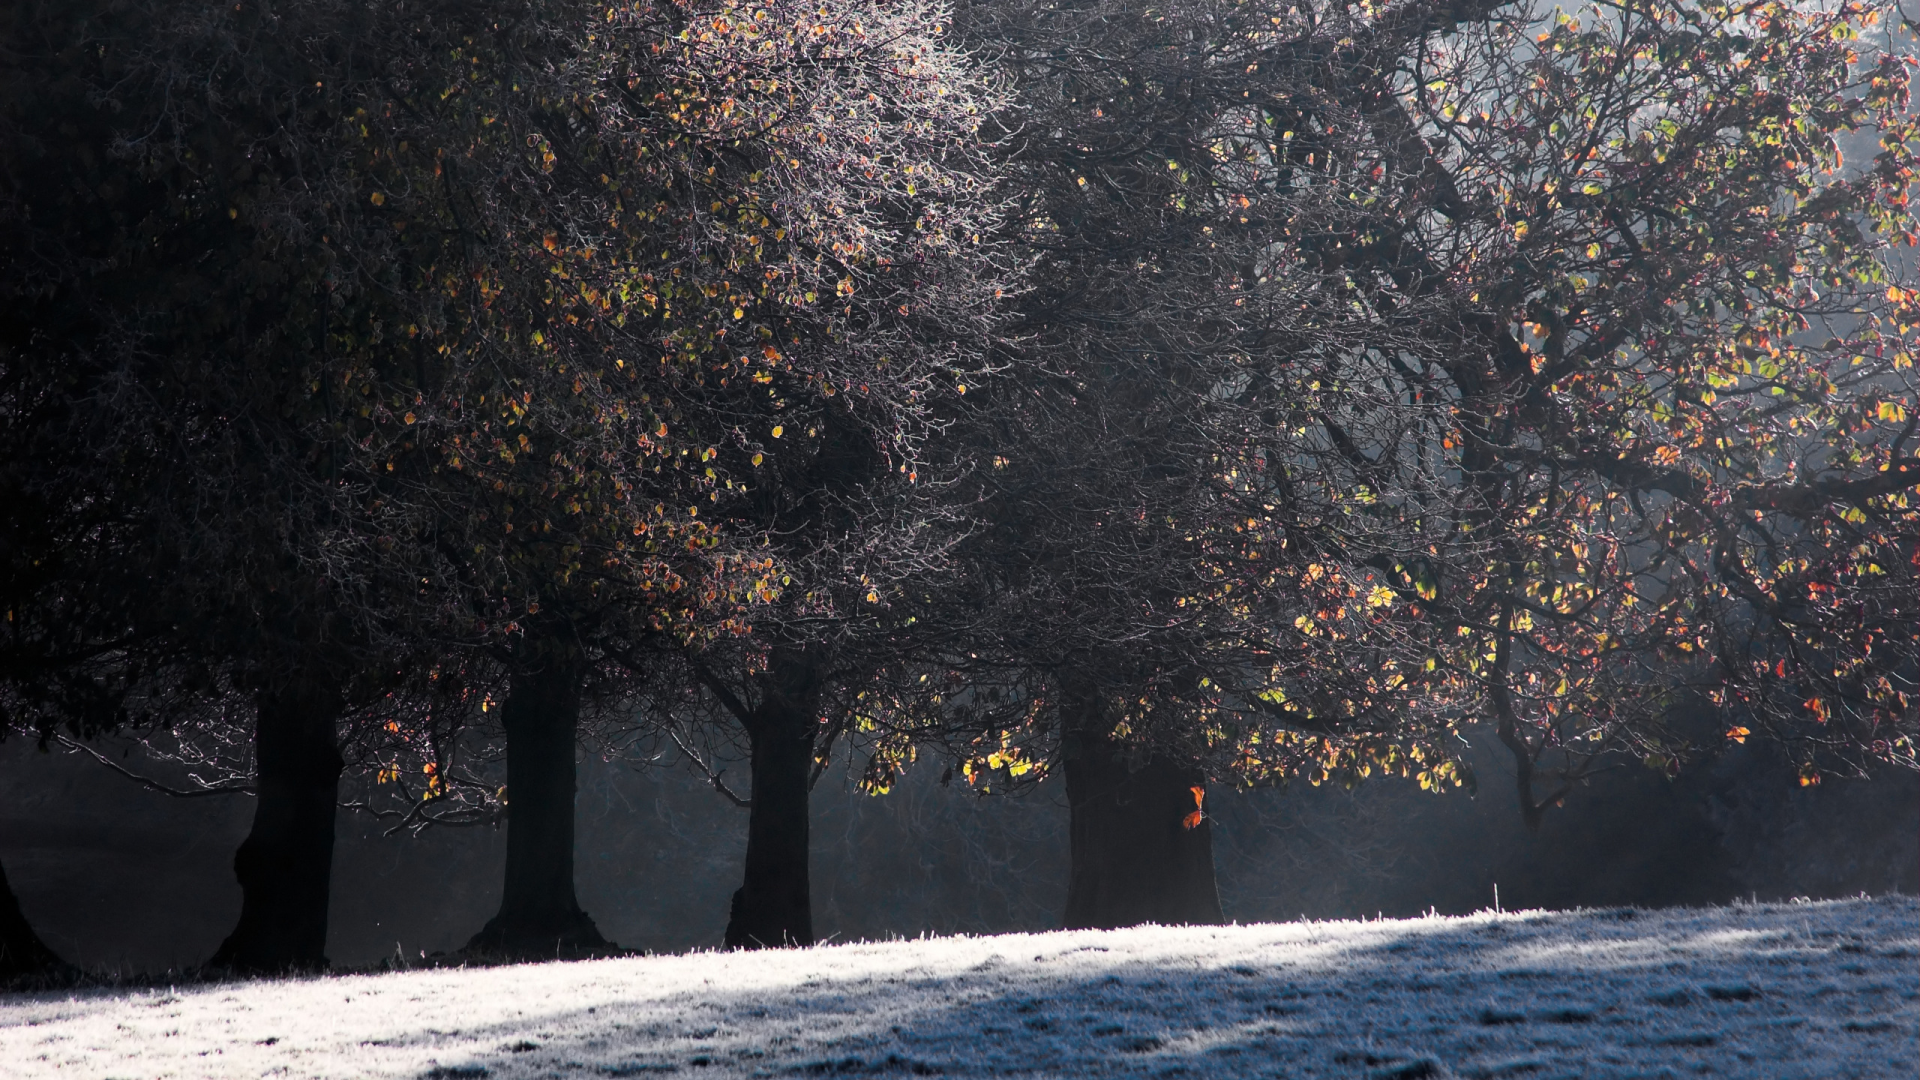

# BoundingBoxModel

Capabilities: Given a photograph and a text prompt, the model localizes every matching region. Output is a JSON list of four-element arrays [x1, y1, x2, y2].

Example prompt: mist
[[2, 735, 1910, 975]]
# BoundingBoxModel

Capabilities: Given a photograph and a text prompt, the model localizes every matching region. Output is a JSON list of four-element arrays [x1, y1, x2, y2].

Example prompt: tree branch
[[668, 729, 751, 809], [52, 733, 254, 799]]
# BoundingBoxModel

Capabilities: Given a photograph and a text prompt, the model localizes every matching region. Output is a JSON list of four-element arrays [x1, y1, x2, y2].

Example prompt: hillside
[[2, 896, 1914, 1079]]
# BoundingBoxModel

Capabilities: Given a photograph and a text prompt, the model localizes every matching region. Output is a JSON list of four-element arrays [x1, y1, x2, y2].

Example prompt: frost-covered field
[[2, 897, 1914, 1079]]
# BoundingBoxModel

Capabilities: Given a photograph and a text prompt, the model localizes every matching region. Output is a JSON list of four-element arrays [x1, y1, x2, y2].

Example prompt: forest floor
[[0, 895, 1913, 1079]]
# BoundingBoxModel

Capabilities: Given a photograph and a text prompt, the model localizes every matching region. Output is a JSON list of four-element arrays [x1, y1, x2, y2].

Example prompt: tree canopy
[[0, 0, 1913, 965]]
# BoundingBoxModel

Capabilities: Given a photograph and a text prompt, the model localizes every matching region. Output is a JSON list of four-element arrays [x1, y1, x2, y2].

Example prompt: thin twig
[[668, 730, 751, 808], [53, 734, 254, 799]]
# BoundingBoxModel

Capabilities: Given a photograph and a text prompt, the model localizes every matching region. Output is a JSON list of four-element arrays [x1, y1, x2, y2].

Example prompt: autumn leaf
[[1182, 785, 1205, 829]]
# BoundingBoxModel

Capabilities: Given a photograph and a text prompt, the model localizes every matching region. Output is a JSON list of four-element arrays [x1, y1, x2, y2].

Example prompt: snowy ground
[[2, 897, 1914, 1079]]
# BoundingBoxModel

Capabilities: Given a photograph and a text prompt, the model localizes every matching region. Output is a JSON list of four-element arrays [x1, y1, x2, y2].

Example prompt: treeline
[[1, 0, 1914, 978]]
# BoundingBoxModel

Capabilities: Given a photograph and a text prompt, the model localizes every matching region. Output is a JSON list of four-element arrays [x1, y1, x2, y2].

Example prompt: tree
[[78, 0, 549, 972], [927, 0, 1483, 929], [0, 0, 579, 970], [620, 0, 1018, 949], [931, 0, 1916, 934], [0, 0, 195, 979], [1237, 0, 1920, 822], [0, 0, 353, 973]]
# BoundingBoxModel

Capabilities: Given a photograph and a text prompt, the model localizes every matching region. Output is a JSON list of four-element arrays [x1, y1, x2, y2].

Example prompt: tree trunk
[[1060, 692, 1224, 930], [207, 676, 345, 973], [0, 855, 66, 983], [466, 660, 607, 957], [724, 652, 820, 949]]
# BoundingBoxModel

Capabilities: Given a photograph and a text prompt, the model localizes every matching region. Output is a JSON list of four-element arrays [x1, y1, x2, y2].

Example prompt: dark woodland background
[[4, 739, 1910, 972]]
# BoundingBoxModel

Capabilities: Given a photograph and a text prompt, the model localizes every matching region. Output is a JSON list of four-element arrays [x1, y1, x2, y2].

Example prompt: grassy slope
[[0, 896, 1913, 1079]]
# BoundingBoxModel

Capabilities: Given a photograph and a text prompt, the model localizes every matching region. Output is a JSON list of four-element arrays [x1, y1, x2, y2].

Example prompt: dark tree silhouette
[[0, 858, 64, 983]]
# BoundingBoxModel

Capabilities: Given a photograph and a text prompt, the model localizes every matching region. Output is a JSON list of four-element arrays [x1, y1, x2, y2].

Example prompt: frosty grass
[[2, 895, 1913, 1078]]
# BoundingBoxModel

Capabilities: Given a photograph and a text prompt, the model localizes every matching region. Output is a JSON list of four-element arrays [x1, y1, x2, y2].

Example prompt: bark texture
[[724, 652, 821, 949], [1060, 696, 1224, 930], [466, 660, 607, 957], [0, 855, 65, 982], [207, 677, 345, 973]]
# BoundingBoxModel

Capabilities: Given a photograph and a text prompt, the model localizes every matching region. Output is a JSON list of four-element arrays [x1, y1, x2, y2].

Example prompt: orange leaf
[[1182, 810, 1205, 830]]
